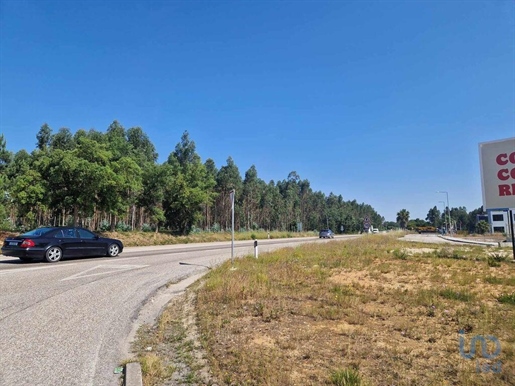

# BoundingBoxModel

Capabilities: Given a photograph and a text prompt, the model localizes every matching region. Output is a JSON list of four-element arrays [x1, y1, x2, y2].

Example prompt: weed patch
[[439, 288, 474, 302], [498, 292, 515, 305]]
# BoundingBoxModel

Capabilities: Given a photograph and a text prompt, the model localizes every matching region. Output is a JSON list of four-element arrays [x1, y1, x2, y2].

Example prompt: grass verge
[[131, 233, 515, 385]]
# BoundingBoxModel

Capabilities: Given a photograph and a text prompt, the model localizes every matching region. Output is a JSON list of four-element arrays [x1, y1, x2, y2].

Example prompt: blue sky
[[1, 0, 514, 222]]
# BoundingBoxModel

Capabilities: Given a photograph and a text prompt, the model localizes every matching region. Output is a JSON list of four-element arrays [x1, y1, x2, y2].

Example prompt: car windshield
[[20, 227, 54, 237]]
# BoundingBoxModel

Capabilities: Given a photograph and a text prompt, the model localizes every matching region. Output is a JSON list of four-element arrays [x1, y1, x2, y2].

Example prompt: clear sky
[[1, 0, 514, 222]]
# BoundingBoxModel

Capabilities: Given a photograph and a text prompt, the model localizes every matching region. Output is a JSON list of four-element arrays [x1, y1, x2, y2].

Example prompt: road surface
[[0, 235, 357, 386]]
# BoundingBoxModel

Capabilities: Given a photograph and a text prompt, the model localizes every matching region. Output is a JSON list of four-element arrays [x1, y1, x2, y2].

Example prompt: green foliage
[[487, 253, 505, 267], [434, 248, 463, 260], [476, 220, 490, 234], [392, 249, 408, 260], [497, 292, 515, 305], [0, 122, 489, 235], [396, 209, 409, 229], [141, 223, 154, 232], [439, 288, 473, 302], [330, 368, 365, 386], [115, 221, 131, 232], [99, 220, 111, 232]]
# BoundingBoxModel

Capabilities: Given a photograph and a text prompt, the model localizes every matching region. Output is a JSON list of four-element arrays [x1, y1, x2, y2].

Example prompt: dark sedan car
[[1, 227, 123, 263], [319, 229, 334, 239]]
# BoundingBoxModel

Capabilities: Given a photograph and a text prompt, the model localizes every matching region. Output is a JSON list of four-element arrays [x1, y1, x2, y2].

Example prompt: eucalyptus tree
[[202, 158, 218, 229], [138, 163, 170, 232], [112, 157, 143, 230], [127, 126, 158, 165], [105, 120, 131, 161], [215, 157, 243, 230], [257, 180, 280, 230], [0, 135, 11, 227], [50, 128, 74, 150], [163, 132, 215, 234], [41, 148, 113, 226], [450, 206, 468, 231], [277, 172, 302, 231], [305, 191, 326, 230], [298, 178, 312, 228], [8, 169, 47, 227], [241, 165, 263, 230], [36, 123, 52, 151], [426, 206, 441, 227]]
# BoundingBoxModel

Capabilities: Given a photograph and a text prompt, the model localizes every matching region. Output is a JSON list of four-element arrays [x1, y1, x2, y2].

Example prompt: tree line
[[395, 205, 486, 233], [0, 121, 387, 234]]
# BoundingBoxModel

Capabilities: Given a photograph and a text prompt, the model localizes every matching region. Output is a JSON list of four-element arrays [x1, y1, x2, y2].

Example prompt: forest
[[0, 121, 483, 234]]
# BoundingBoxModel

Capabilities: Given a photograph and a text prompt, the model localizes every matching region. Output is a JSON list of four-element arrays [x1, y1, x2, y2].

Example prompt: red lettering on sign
[[497, 154, 508, 165], [498, 184, 515, 196], [497, 152, 515, 165], [498, 169, 509, 181], [497, 168, 515, 181]]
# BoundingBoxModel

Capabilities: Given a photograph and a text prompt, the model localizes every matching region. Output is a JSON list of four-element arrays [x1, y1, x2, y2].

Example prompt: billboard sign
[[479, 137, 515, 210]]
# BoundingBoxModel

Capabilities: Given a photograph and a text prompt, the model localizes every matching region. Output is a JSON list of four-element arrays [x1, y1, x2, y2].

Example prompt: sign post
[[509, 209, 515, 262], [230, 189, 235, 266]]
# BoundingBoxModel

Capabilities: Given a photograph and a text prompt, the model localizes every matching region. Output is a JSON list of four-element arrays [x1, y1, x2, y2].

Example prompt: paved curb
[[438, 235, 504, 247], [124, 362, 142, 386]]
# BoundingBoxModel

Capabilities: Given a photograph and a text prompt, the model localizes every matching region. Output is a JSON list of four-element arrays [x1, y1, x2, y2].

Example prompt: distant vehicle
[[1, 227, 123, 263], [416, 226, 437, 234], [319, 229, 334, 239], [372, 228, 379, 233]]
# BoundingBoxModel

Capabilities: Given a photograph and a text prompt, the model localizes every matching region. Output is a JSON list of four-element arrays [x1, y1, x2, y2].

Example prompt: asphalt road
[[0, 235, 358, 386]]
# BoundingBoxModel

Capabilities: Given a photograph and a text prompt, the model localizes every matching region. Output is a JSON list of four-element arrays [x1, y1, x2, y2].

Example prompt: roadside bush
[[141, 223, 154, 232], [476, 220, 490, 235], [190, 225, 202, 234], [115, 221, 131, 232], [99, 220, 110, 232]]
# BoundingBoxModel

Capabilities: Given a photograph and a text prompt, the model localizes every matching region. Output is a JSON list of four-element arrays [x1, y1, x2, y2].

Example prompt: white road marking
[[60, 264, 149, 281], [0, 263, 79, 275]]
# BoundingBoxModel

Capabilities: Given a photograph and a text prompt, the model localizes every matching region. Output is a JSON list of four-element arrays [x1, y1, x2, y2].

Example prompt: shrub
[[487, 255, 504, 267], [476, 220, 490, 235], [392, 249, 408, 260], [98, 220, 110, 232], [330, 368, 365, 386], [141, 223, 154, 232], [115, 221, 131, 232]]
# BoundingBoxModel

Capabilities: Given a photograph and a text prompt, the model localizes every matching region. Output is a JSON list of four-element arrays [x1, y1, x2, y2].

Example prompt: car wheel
[[107, 243, 120, 257], [45, 247, 62, 263]]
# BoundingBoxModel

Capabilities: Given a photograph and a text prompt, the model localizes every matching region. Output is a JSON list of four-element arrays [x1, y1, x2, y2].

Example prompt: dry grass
[[192, 234, 514, 385], [129, 233, 515, 385], [100, 230, 316, 247]]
